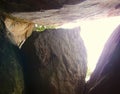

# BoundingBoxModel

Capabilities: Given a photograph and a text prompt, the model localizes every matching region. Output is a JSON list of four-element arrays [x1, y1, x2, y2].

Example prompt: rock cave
[[0, 0, 120, 94]]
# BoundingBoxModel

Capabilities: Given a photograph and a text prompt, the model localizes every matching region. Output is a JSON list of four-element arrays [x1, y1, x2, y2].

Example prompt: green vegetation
[[87, 68, 92, 76], [86, 68, 93, 81], [34, 24, 56, 32]]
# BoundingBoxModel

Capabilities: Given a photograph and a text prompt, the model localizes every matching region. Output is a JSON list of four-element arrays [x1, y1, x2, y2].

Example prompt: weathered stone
[[0, 0, 120, 26], [0, 19, 24, 94], [0, 12, 34, 47], [85, 25, 120, 94], [12, 0, 120, 26], [21, 27, 87, 94]]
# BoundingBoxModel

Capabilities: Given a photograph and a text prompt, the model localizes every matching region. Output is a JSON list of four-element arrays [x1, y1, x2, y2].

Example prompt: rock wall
[[85, 25, 120, 94], [21, 27, 87, 94], [0, 18, 24, 93]]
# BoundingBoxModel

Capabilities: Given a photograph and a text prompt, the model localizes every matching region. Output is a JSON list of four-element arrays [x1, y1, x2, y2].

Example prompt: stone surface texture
[[21, 27, 87, 94], [0, 13, 34, 46], [11, 0, 120, 26], [0, 18, 24, 94]]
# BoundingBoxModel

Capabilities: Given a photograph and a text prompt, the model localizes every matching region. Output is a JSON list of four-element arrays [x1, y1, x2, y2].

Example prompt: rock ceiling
[[1, 0, 120, 26]]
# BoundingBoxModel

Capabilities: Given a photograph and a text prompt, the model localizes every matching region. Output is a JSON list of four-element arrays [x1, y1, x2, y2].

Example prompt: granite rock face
[[85, 25, 120, 94], [0, 19, 24, 93], [21, 27, 87, 94]]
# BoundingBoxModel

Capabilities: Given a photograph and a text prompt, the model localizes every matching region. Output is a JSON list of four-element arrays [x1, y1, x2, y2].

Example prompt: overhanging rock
[[11, 0, 120, 26]]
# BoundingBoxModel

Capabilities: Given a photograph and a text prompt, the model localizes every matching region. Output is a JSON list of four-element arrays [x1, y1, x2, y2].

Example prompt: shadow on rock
[[0, 19, 25, 94], [21, 27, 87, 94]]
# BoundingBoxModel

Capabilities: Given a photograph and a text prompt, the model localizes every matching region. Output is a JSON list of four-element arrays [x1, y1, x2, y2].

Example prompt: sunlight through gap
[[58, 16, 120, 81]]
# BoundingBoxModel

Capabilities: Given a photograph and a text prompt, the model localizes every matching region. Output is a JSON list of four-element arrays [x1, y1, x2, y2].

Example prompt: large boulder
[[0, 19, 24, 94], [85, 25, 120, 94], [21, 27, 87, 94], [11, 0, 120, 26]]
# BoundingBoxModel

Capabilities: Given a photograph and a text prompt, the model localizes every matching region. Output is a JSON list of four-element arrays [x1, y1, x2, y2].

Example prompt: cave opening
[[59, 16, 120, 81]]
